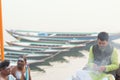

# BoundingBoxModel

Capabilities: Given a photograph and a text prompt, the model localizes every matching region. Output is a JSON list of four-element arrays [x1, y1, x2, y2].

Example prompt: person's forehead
[[18, 57, 24, 62]]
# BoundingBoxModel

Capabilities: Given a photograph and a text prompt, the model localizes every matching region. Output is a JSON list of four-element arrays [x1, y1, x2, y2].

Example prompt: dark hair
[[97, 32, 109, 41], [0, 60, 10, 70], [19, 55, 27, 63]]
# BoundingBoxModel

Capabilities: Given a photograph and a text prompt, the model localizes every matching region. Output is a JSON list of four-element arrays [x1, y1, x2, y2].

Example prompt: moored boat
[[5, 51, 51, 60], [6, 29, 97, 39], [4, 45, 70, 54], [10, 34, 96, 44], [6, 41, 86, 49], [5, 49, 65, 64]]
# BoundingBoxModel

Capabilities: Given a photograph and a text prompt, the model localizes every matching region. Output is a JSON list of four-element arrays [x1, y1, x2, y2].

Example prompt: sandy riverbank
[[31, 50, 89, 80]]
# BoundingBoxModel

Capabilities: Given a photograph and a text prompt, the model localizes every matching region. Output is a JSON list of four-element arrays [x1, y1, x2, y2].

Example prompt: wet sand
[[30, 39, 120, 80]]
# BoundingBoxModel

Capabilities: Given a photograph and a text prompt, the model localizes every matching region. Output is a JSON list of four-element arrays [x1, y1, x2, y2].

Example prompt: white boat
[[4, 46, 69, 54], [10, 34, 95, 44], [6, 41, 86, 49], [6, 29, 97, 39]]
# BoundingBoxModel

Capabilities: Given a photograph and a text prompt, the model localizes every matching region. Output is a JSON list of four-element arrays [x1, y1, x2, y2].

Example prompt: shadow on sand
[[29, 41, 95, 72], [29, 36, 120, 72]]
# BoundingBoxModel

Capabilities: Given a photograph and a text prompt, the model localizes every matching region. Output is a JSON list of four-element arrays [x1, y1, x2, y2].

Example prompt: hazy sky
[[2, 0, 120, 33]]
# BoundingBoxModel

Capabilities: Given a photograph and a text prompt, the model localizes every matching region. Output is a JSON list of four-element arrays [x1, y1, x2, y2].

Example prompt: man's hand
[[98, 66, 106, 72]]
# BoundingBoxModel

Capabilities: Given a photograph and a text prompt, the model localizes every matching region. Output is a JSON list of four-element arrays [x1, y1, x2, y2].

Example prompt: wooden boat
[[6, 58, 45, 64], [6, 41, 86, 50], [4, 46, 69, 54], [6, 29, 97, 39], [5, 51, 52, 64], [10, 34, 96, 44], [5, 48, 65, 64], [5, 51, 51, 60]]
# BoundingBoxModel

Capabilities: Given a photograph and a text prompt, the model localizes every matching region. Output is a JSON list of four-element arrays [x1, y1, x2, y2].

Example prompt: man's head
[[0, 60, 10, 75], [97, 32, 109, 51], [17, 55, 27, 70]]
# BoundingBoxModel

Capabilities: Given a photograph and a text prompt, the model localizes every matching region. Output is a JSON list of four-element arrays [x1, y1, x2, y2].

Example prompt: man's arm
[[87, 46, 95, 68], [105, 48, 119, 72]]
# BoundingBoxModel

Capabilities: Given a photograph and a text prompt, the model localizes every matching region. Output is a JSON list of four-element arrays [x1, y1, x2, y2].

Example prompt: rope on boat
[[28, 48, 72, 64]]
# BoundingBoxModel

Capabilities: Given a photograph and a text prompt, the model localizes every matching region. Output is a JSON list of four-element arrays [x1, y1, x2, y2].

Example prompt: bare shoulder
[[11, 66, 17, 73]]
